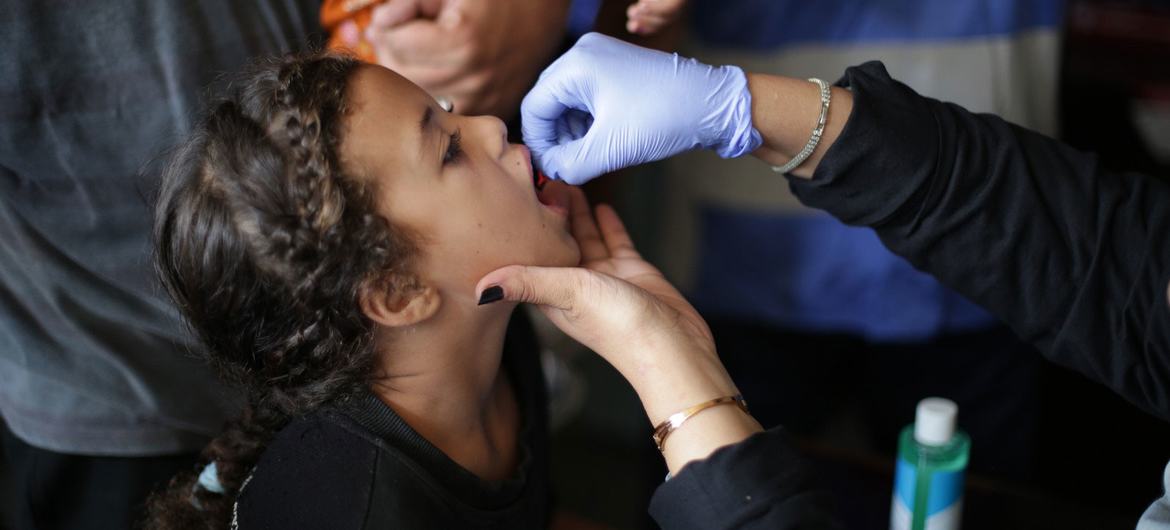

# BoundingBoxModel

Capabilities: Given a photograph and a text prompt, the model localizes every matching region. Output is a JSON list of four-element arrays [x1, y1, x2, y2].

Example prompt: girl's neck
[[370, 301, 520, 480]]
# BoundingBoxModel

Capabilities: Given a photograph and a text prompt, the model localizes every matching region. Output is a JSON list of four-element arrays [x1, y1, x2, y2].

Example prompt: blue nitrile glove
[[521, 32, 762, 185]]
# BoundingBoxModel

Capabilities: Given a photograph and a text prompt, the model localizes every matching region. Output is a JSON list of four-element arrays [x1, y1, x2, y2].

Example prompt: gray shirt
[[0, 0, 319, 455]]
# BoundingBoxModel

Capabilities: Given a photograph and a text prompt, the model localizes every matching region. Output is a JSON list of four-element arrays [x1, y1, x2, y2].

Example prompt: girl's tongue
[[533, 170, 550, 192], [535, 174, 570, 217], [534, 170, 555, 206]]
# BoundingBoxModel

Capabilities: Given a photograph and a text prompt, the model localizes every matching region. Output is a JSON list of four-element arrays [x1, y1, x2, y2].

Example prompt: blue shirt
[[684, 0, 1064, 341]]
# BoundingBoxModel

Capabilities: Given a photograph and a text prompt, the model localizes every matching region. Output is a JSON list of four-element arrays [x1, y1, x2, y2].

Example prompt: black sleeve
[[649, 427, 843, 530], [787, 61, 1170, 420], [236, 416, 377, 530]]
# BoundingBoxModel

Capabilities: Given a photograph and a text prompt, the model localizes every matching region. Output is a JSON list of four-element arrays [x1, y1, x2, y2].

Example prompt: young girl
[[146, 51, 580, 529]]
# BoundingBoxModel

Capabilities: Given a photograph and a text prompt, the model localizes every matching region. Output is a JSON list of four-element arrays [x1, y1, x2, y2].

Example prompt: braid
[[145, 52, 416, 529]]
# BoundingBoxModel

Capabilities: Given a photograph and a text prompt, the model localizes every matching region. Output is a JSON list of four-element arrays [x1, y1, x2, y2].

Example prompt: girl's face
[[342, 65, 580, 300]]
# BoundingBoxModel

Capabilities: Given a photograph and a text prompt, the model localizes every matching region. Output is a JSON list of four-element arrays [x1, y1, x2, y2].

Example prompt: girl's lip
[[520, 145, 547, 192], [537, 178, 570, 218], [518, 144, 534, 175], [519, 143, 568, 218]]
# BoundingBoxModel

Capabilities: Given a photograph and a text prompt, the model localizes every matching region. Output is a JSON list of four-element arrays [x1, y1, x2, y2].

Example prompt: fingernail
[[477, 285, 504, 305]]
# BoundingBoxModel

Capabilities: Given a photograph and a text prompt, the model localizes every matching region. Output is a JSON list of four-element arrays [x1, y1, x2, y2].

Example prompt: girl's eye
[[443, 129, 462, 165]]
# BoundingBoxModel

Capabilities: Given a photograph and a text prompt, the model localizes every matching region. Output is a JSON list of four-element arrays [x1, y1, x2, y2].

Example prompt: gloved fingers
[[521, 75, 597, 182], [555, 109, 592, 146], [554, 117, 576, 147], [533, 135, 603, 185], [521, 78, 567, 142]]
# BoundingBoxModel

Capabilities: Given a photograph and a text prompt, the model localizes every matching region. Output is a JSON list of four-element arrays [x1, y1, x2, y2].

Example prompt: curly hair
[[144, 52, 416, 529]]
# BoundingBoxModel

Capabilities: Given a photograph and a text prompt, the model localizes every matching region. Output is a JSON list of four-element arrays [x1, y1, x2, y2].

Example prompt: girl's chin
[[538, 236, 583, 269], [562, 243, 583, 268]]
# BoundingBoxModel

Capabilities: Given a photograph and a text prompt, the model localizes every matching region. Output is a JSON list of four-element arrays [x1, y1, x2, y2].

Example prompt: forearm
[[746, 73, 853, 179], [784, 62, 1170, 419], [624, 341, 763, 474], [650, 428, 844, 530], [631, 338, 837, 526]]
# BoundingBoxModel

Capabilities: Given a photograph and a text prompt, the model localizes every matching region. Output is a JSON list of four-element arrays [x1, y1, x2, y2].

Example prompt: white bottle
[[890, 398, 971, 530]]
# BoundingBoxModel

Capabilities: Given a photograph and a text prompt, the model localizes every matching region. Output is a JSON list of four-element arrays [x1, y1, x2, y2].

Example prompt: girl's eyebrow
[[419, 105, 438, 160], [419, 106, 433, 134]]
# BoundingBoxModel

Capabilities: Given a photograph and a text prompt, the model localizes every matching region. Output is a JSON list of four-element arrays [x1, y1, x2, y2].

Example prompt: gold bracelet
[[651, 394, 749, 452]]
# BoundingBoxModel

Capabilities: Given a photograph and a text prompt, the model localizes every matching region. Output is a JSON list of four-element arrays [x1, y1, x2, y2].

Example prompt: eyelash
[[443, 129, 462, 165]]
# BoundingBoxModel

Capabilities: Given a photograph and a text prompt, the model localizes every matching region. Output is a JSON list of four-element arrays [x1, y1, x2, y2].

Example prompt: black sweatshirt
[[649, 61, 1170, 529], [235, 314, 551, 529]]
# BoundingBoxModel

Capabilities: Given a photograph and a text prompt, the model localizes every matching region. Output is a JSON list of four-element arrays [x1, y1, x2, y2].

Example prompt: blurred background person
[[325, 0, 580, 119], [0, 2, 321, 529], [0, 1, 606, 527], [0, 1, 636, 528]]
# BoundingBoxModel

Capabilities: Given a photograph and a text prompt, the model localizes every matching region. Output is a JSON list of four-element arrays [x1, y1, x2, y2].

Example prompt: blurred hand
[[626, 0, 687, 35], [475, 186, 737, 423], [366, 0, 570, 119], [521, 33, 761, 185]]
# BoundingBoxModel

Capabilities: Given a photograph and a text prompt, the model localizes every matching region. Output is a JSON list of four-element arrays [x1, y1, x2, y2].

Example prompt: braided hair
[[144, 52, 416, 529]]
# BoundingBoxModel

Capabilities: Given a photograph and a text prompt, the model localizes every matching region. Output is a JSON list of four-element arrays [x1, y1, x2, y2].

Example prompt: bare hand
[[365, 0, 570, 118], [475, 186, 735, 424], [626, 0, 687, 35]]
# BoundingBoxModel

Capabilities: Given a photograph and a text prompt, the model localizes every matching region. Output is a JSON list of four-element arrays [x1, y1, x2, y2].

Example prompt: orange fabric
[[320, 0, 385, 62]]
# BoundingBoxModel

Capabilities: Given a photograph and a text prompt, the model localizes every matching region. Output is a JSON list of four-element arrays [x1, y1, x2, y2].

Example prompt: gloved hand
[[521, 32, 762, 185]]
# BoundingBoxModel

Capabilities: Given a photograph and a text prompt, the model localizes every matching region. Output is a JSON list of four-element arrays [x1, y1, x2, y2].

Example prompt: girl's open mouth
[[535, 173, 569, 218], [521, 145, 568, 217]]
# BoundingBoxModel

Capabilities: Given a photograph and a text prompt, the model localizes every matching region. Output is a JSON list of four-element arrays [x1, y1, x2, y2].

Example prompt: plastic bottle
[[890, 397, 970, 530]]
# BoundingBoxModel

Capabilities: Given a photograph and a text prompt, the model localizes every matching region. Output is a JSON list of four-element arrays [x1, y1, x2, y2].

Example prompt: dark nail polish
[[477, 285, 504, 305]]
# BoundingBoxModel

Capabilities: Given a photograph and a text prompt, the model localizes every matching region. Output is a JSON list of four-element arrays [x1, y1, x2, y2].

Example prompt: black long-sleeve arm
[[788, 61, 1170, 421], [649, 61, 1170, 530], [649, 427, 843, 530]]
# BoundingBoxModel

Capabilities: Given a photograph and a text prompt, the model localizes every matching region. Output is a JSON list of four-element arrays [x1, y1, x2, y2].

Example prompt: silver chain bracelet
[[771, 78, 831, 174]]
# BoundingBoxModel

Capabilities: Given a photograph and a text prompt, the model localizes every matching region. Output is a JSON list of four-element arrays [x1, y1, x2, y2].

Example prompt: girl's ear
[[359, 276, 441, 328]]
